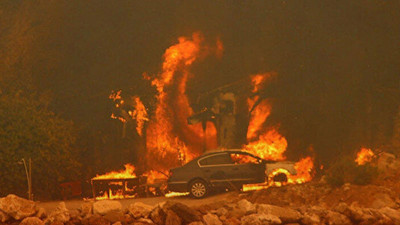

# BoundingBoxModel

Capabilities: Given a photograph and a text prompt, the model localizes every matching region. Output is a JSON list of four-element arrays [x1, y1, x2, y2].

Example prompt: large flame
[[244, 73, 287, 161], [146, 32, 218, 170], [355, 147, 375, 165]]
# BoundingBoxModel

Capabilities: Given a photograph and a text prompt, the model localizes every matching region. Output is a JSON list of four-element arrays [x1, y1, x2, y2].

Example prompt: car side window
[[230, 153, 260, 164], [199, 153, 233, 166]]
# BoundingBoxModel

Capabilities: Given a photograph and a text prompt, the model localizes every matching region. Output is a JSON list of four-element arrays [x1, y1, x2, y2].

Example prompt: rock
[[223, 218, 240, 225], [188, 222, 204, 225], [165, 210, 182, 225], [257, 204, 301, 223], [36, 207, 47, 219], [82, 214, 111, 225], [371, 193, 397, 209], [103, 210, 125, 223], [379, 207, 400, 223], [301, 213, 320, 225], [66, 217, 82, 225], [164, 201, 201, 224], [203, 213, 222, 225], [241, 213, 282, 225], [0, 210, 10, 223], [0, 194, 37, 220], [377, 152, 400, 172], [323, 210, 351, 225], [128, 202, 154, 218], [226, 208, 246, 219], [215, 207, 228, 216], [137, 217, 155, 224], [150, 205, 166, 225], [50, 221, 64, 225], [236, 199, 255, 214], [113, 222, 122, 225], [93, 200, 122, 215], [20, 217, 44, 225], [81, 201, 94, 216], [46, 202, 70, 223]]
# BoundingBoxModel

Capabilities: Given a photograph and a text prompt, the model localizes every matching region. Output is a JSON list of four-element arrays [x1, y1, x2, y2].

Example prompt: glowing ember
[[92, 164, 136, 180], [355, 148, 375, 165]]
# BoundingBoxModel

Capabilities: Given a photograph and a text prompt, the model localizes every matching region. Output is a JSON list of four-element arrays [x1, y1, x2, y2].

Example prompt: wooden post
[[91, 180, 96, 200]]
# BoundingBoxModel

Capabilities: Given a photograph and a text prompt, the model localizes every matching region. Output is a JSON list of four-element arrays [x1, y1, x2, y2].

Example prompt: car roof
[[201, 149, 256, 156]]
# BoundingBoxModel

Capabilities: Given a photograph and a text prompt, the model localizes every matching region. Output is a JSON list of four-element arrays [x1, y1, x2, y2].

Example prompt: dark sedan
[[167, 150, 266, 198]]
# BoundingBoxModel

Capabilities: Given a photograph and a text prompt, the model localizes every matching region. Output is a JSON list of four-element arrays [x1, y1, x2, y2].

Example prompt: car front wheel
[[189, 179, 208, 199]]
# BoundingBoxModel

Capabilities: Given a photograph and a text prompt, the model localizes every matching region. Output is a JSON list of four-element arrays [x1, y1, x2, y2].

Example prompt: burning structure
[[95, 32, 315, 200]]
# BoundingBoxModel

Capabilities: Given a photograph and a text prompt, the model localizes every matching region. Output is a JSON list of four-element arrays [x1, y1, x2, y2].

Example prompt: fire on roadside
[[355, 148, 375, 165]]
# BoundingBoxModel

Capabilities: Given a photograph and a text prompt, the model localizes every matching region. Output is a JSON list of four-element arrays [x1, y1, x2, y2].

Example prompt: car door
[[197, 153, 234, 185], [229, 152, 266, 184]]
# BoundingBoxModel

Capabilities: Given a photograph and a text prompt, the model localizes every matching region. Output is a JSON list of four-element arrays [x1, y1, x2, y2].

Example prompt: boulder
[[203, 213, 222, 225], [93, 200, 122, 215], [257, 204, 301, 223], [150, 205, 166, 225], [128, 202, 154, 218], [226, 208, 246, 219], [236, 199, 255, 214], [36, 207, 47, 219], [137, 217, 155, 224], [82, 214, 111, 225], [240, 213, 282, 225], [0, 210, 10, 223], [215, 207, 228, 216], [223, 218, 240, 225], [188, 222, 204, 225], [113, 222, 122, 225], [81, 201, 94, 216], [46, 202, 70, 223], [165, 210, 182, 225], [323, 210, 351, 225], [164, 201, 201, 224], [0, 194, 37, 220], [371, 193, 397, 209], [379, 207, 400, 223], [103, 210, 125, 223], [301, 213, 320, 225], [20, 217, 44, 225]]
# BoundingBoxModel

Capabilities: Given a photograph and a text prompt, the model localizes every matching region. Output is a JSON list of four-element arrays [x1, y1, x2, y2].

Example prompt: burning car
[[167, 149, 297, 198]]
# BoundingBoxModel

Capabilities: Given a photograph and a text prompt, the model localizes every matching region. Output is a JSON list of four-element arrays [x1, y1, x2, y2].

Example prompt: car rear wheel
[[189, 179, 208, 199]]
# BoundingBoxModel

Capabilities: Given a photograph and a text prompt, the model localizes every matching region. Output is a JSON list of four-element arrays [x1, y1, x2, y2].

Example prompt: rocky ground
[[1, 152, 400, 225], [1, 178, 400, 225]]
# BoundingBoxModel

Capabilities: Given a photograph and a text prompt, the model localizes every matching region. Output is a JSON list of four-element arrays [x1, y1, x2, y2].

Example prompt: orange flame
[[92, 164, 136, 180], [131, 96, 148, 136], [146, 32, 218, 170], [244, 73, 287, 161], [355, 148, 375, 165], [244, 130, 287, 161], [289, 156, 314, 183]]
